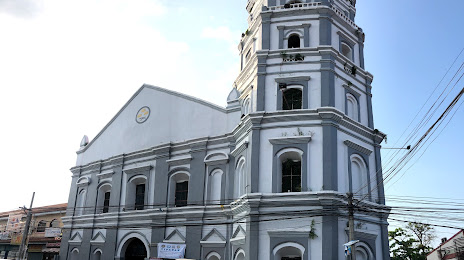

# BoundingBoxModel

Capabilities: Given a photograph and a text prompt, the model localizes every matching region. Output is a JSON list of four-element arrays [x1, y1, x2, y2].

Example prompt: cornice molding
[[166, 155, 192, 167], [123, 165, 153, 175], [344, 140, 372, 155], [230, 141, 249, 158], [269, 135, 312, 145]]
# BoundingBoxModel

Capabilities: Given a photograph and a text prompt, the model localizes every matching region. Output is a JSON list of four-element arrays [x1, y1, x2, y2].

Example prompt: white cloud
[[0, 0, 195, 211], [201, 26, 239, 43], [0, 0, 44, 18]]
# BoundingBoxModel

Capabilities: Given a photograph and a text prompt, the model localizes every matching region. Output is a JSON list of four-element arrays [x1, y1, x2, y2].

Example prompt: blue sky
[[356, 0, 464, 241], [0, 0, 463, 245]]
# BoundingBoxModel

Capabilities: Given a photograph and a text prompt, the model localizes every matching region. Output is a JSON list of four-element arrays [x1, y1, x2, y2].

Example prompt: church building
[[60, 0, 390, 259]]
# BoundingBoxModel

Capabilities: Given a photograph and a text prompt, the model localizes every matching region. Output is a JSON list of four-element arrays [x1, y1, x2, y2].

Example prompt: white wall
[[77, 86, 239, 165]]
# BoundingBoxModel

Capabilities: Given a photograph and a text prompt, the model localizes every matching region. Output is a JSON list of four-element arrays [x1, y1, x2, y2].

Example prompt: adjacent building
[[0, 203, 66, 260], [60, 0, 390, 259], [427, 230, 464, 260]]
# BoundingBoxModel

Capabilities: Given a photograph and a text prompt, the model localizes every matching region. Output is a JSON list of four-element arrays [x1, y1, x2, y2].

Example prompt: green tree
[[389, 223, 435, 260]]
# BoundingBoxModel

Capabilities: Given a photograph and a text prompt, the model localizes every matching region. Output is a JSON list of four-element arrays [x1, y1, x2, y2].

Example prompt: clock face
[[136, 106, 150, 124]]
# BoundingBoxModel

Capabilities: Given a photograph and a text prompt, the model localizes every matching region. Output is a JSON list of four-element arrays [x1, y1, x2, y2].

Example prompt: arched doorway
[[124, 239, 147, 260]]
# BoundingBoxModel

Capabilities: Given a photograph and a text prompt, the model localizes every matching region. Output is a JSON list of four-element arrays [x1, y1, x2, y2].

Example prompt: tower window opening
[[135, 184, 145, 210], [103, 191, 111, 213], [282, 159, 302, 192], [175, 181, 189, 207], [282, 88, 302, 110], [288, 34, 300, 48], [37, 220, 47, 232], [341, 42, 353, 60], [245, 49, 251, 64]]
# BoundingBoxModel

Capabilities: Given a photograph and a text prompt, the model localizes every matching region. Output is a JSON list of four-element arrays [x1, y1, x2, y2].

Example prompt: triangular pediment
[[201, 229, 226, 242], [69, 232, 83, 244], [232, 225, 246, 240], [164, 229, 186, 243], [90, 232, 106, 244], [77, 84, 240, 166]]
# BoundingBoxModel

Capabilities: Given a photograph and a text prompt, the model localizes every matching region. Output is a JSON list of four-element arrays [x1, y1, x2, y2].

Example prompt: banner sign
[[7, 214, 24, 232], [44, 228, 62, 238], [0, 232, 10, 240], [28, 245, 44, 253], [157, 243, 186, 259], [46, 242, 61, 248], [10, 233, 23, 245]]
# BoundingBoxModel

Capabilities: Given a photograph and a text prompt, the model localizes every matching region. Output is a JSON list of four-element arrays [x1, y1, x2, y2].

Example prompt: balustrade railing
[[331, 5, 359, 29], [268, 2, 322, 11], [268, 2, 359, 30]]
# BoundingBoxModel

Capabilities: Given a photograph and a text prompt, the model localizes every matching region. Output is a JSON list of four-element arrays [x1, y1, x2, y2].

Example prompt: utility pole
[[347, 192, 356, 260], [18, 192, 35, 260]]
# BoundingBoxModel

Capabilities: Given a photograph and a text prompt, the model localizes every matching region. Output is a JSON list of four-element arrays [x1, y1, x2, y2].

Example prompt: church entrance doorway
[[124, 239, 147, 260]]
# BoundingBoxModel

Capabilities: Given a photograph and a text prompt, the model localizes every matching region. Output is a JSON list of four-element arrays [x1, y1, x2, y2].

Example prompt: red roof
[[0, 203, 67, 218]]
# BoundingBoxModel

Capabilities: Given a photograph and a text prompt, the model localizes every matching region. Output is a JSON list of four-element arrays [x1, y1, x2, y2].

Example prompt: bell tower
[[233, 0, 390, 259]]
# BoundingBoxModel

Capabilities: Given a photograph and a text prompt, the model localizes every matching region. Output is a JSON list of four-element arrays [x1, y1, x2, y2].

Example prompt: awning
[[42, 248, 60, 253]]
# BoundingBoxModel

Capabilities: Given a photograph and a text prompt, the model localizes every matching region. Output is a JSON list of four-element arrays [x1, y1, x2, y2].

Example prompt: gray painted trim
[[319, 14, 332, 46], [256, 73, 266, 111], [366, 86, 374, 129], [246, 214, 259, 260], [303, 24, 311, 47], [320, 53, 336, 107], [374, 146, 385, 204], [275, 77, 310, 110], [322, 215, 338, 260], [381, 223, 391, 260], [271, 143, 309, 193], [359, 43, 365, 69], [250, 130, 260, 193], [262, 13, 272, 50], [278, 26, 285, 49], [322, 124, 338, 191]]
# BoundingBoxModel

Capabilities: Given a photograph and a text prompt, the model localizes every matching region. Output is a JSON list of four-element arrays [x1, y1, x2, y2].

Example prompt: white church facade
[[60, 0, 391, 259]]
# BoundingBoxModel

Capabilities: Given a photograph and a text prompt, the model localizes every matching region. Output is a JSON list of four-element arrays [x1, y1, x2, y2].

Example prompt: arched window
[[124, 238, 147, 260], [234, 249, 246, 260], [355, 242, 374, 260], [92, 249, 102, 260], [273, 242, 305, 260], [49, 219, 58, 228], [346, 93, 359, 121], [235, 158, 247, 198], [169, 172, 190, 207], [288, 34, 300, 48], [70, 248, 79, 260], [126, 175, 147, 211], [341, 42, 353, 60], [243, 98, 251, 115], [278, 149, 303, 193], [37, 220, 47, 232], [282, 88, 302, 110], [351, 155, 368, 197], [76, 189, 86, 216], [209, 169, 223, 204], [206, 251, 221, 260], [97, 183, 112, 213]]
